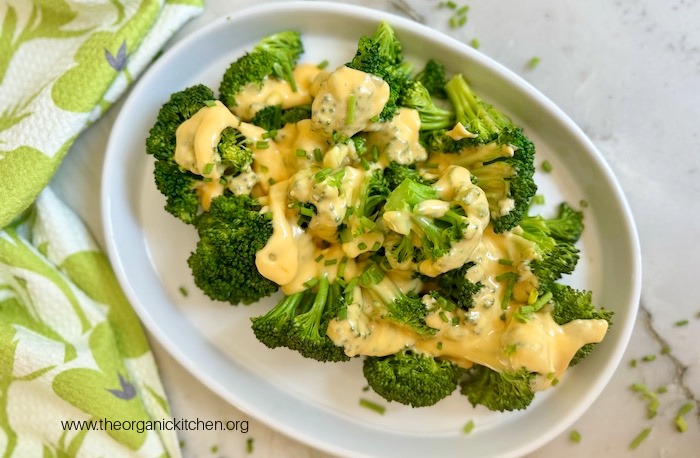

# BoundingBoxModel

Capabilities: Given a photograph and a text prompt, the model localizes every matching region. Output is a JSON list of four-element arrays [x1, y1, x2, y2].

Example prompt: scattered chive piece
[[303, 278, 319, 289], [359, 398, 386, 415], [256, 141, 269, 149], [678, 402, 694, 416], [317, 59, 329, 69], [675, 319, 689, 326], [504, 344, 517, 356], [263, 212, 273, 221], [178, 286, 188, 297], [262, 129, 277, 139], [541, 159, 553, 172], [531, 194, 545, 205], [296, 149, 307, 157], [202, 162, 214, 174], [647, 397, 659, 418], [360, 158, 370, 170], [219, 178, 227, 185], [313, 147, 323, 162], [439, 311, 449, 323], [437, 341, 443, 350], [580, 199, 589, 208], [661, 345, 671, 355], [675, 416, 688, 433], [631, 383, 648, 393], [299, 206, 315, 218], [315, 254, 324, 263], [346, 94, 357, 125], [204, 100, 216, 107], [642, 354, 656, 362], [527, 56, 541, 69], [362, 385, 370, 392], [211, 445, 219, 453], [551, 377, 559, 386], [457, 15, 467, 27], [462, 420, 475, 434], [451, 317, 459, 326], [260, 165, 269, 173], [372, 241, 381, 251], [246, 437, 254, 454], [268, 177, 276, 185], [357, 242, 368, 250], [202, 177, 213, 183], [446, 1, 457, 9], [449, 15, 460, 29], [629, 427, 651, 450], [630, 359, 637, 367], [498, 258, 513, 266], [456, 5, 469, 14], [470, 38, 480, 49], [371, 145, 379, 162], [324, 259, 338, 266], [569, 430, 581, 443], [337, 257, 348, 277], [656, 386, 667, 394]]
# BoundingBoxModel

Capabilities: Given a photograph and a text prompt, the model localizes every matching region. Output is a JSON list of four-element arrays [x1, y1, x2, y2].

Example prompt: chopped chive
[[457, 15, 467, 27], [246, 437, 254, 454], [656, 386, 667, 394], [456, 5, 469, 14], [260, 165, 269, 173], [178, 286, 188, 297], [541, 159, 553, 172], [551, 377, 559, 386], [372, 241, 381, 251], [678, 402, 694, 416], [262, 129, 277, 139], [446, 0, 457, 8], [629, 427, 651, 450], [315, 254, 324, 263], [451, 317, 459, 326], [423, 162, 438, 169], [202, 177, 213, 183], [569, 430, 581, 443], [337, 257, 348, 277], [647, 397, 659, 418], [324, 259, 338, 266], [313, 147, 323, 162], [268, 177, 276, 185], [528, 56, 542, 69], [630, 359, 637, 367], [346, 94, 357, 125], [631, 383, 648, 393], [263, 211, 273, 220], [462, 420, 474, 434], [296, 149, 307, 157], [498, 258, 513, 266], [527, 288, 538, 305], [303, 278, 319, 289], [504, 344, 517, 356], [437, 341, 443, 350], [470, 38, 480, 49], [531, 194, 545, 205], [675, 319, 689, 326], [317, 59, 329, 69], [211, 445, 219, 453], [439, 311, 449, 323], [256, 141, 269, 149], [219, 178, 227, 185], [371, 145, 379, 162], [661, 345, 671, 354], [642, 354, 656, 362], [580, 199, 589, 208], [359, 398, 385, 415], [675, 416, 688, 433], [449, 15, 460, 28], [357, 242, 368, 250], [299, 206, 315, 218], [204, 100, 216, 107], [202, 162, 214, 174], [360, 158, 370, 170]]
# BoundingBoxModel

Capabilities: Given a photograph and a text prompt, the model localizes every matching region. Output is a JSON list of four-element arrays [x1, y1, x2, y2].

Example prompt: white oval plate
[[102, 2, 641, 457]]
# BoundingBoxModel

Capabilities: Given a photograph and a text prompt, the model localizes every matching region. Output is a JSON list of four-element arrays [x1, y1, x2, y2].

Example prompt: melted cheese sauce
[[367, 108, 427, 165]]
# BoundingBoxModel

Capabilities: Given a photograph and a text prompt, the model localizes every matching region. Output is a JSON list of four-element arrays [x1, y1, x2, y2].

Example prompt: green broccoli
[[383, 177, 468, 267], [549, 283, 613, 366], [219, 31, 303, 112], [398, 80, 454, 131], [460, 365, 536, 412], [340, 169, 390, 243], [518, 203, 583, 291], [421, 74, 537, 232], [218, 126, 253, 175], [250, 275, 350, 362], [435, 262, 482, 309], [347, 21, 409, 121], [249, 104, 312, 130], [359, 263, 435, 336], [415, 58, 448, 99], [363, 350, 464, 407], [383, 162, 433, 190], [146, 85, 214, 224], [187, 194, 278, 304]]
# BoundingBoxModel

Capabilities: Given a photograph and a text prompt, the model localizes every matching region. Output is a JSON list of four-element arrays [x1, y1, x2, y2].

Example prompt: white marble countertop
[[51, 0, 699, 456]]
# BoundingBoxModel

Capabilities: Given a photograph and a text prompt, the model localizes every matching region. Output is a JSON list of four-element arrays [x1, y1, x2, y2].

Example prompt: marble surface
[[51, 0, 699, 456]]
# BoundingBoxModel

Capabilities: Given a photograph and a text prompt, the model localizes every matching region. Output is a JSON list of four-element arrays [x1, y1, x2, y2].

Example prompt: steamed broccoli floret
[[435, 262, 482, 309], [363, 350, 463, 407], [146, 84, 215, 224], [218, 126, 253, 175], [187, 194, 278, 304], [341, 169, 390, 242], [460, 365, 536, 412], [219, 31, 303, 111], [399, 80, 454, 131], [251, 276, 350, 362], [383, 162, 433, 190], [420, 74, 537, 232], [549, 283, 613, 366], [518, 203, 584, 291], [415, 59, 448, 99], [347, 22, 409, 121], [383, 178, 467, 264], [250, 104, 312, 130]]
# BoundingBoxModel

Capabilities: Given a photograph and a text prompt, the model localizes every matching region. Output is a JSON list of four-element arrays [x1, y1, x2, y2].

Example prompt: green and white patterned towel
[[0, 0, 204, 456]]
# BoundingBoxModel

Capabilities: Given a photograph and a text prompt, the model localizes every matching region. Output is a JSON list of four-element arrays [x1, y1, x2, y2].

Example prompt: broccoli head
[[549, 283, 613, 366], [383, 161, 433, 190], [460, 365, 536, 412], [435, 262, 482, 309], [415, 58, 448, 99], [518, 203, 584, 291], [363, 350, 463, 407], [218, 126, 253, 175], [146, 84, 214, 224], [398, 80, 454, 131], [249, 104, 312, 131], [250, 275, 350, 362], [187, 194, 278, 304], [219, 31, 303, 112]]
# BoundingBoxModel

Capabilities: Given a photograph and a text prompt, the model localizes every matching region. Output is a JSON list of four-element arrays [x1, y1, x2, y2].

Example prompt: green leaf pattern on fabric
[[0, 0, 204, 228], [0, 189, 181, 457]]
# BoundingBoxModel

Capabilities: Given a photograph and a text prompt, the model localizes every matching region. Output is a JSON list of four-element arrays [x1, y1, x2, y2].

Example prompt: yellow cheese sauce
[[175, 59, 608, 392]]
